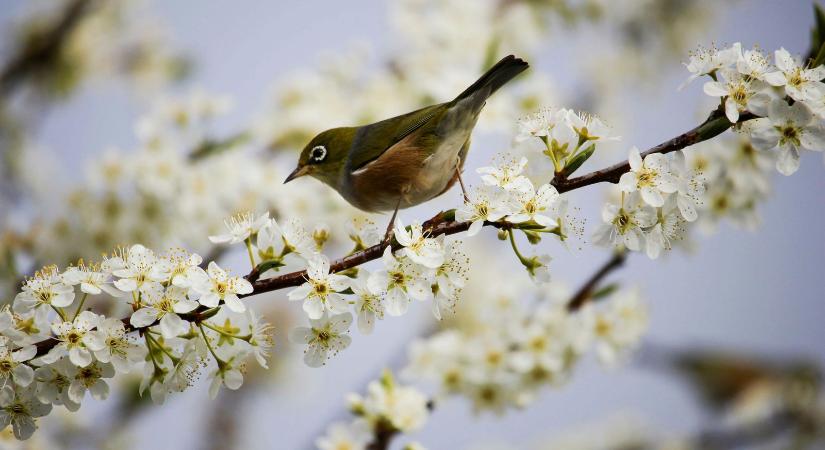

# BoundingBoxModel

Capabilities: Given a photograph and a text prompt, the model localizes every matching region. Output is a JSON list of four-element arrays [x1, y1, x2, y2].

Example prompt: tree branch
[[28, 106, 754, 359], [551, 109, 755, 193], [566, 251, 627, 312]]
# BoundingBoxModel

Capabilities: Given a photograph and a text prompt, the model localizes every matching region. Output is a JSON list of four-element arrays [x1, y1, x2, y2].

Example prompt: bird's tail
[[453, 55, 529, 103]]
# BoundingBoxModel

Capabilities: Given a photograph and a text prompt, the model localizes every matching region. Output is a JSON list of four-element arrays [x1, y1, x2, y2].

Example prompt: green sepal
[[522, 229, 542, 245]]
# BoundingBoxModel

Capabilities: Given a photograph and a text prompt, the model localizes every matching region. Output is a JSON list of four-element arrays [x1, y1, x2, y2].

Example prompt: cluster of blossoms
[[589, 43, 825, 258], [205, 209, 470, 368], [404, 286, 647, 414], [283, 219, 469, 367], [316, 370, 430, 450], [515, 107, 621, 175], [511, 106, 699, 260], [593, 148, 701, 259], [1, 242, 274, 439], [686, 43, 825, 175], [457, 152, 582, 282], [688, 134, 775, 232]]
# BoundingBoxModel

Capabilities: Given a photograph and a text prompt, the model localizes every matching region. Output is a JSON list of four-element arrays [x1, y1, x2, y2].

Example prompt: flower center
[[9, 402, 27, 416], [313, 282, 329, 296], [730, 84, 748, 104], [66, 331, 82, 344], [157, 297, 174, 313], [637, 169, 656, 187], [613, 210, 634, 234], [779, 125, 801, 146], [788, 69, 803, 87], [391, 271, 406, 286]]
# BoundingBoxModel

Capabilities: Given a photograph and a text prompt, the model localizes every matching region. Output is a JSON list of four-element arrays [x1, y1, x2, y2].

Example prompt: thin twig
[[566, 251, 627, 312]]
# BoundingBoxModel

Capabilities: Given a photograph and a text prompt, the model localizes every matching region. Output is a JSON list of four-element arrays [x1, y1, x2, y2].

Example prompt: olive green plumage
[[285, 55, 529, 212]]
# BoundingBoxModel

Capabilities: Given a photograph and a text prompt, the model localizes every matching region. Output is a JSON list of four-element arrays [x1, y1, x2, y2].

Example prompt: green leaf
[[188, 132, 250, 161], [560, 143, 596, 178], [809, 4, 825, 66], [592, 283, 619, 300], [255, 259, 285, 274]]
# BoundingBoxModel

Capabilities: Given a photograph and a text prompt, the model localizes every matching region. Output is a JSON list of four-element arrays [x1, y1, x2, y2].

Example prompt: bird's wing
[[347, 103, 446, 172]]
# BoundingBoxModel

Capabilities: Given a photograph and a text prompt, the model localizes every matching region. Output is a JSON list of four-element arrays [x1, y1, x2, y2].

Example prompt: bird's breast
[[342, 132, 470, 212]]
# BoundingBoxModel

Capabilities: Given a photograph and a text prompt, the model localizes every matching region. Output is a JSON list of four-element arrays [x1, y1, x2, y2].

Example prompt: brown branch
[[565, 251, 627, 312], [552, 109, 755, 193], [27, 106, 753, 360]]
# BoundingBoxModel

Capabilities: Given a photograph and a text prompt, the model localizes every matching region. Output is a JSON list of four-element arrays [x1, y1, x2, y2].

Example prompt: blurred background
[[0, 0, 823, 449]]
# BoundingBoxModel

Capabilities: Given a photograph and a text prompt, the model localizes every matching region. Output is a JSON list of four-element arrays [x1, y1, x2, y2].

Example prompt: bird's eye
[[309, 145, 327, 163]]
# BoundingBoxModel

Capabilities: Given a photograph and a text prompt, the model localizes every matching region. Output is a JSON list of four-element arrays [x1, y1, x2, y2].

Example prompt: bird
[[284, 55, 529, 238]]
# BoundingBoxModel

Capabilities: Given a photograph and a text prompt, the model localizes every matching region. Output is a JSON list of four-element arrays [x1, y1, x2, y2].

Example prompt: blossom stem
[[146, 332, 180, 364], [506, 229, 531, 267], [199, 323, 225, 367], [50, 305, 67, 322], [71, 293, 88, 321], [144, 335, 162, 369], [201, 321, 251, 341], [244, 238, 256, 269], [541, 136, 563, 173]]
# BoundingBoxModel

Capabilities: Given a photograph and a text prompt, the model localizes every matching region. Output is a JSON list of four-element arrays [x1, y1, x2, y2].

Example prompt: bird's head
[[284, 127, 355, 187]]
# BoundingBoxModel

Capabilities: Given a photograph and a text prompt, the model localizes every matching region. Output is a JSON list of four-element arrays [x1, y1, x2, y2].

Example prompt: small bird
[[285, 55, 529, 236]]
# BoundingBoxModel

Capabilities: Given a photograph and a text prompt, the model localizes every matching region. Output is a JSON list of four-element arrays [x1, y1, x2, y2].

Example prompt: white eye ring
[[310, 145, 327, 163]]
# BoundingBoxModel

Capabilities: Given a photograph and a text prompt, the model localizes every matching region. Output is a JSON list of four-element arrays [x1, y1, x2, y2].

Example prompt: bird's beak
[[284, 166, 309, 184]]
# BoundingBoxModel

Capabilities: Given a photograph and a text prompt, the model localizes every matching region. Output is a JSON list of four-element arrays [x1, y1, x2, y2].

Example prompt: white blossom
[[130, 285, 198, 339], [750, 99, 825, 175], [368, 248, 431, 317], [477, 156, 532, 193], [40, 311, 104, 368], [763, 48, 825, 101], [394, 220, 445, 269], [62, 262, 122, 296], [91, 318, 144, 373], [680, 43, 741, 89], [316, 420, 372, 450], [13, 266, 75, 313], [287, 254, 350, 320], [0, 338, 36, 387], [207, 356, 245, 399], [455, 185, 508, 236], [111, 244, 167, 294], [505, 181, 560, 227], [0, 386, 52, 440], [289, 313, 353, 367], [208, 211, 270, 244], [703, 69, 767, 122], [67, 361, 115, 405], [191, 261, 253, 313], [350, 274, 384, 334], [592, 193, 657, 252], [618, 147, 678, 207]]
